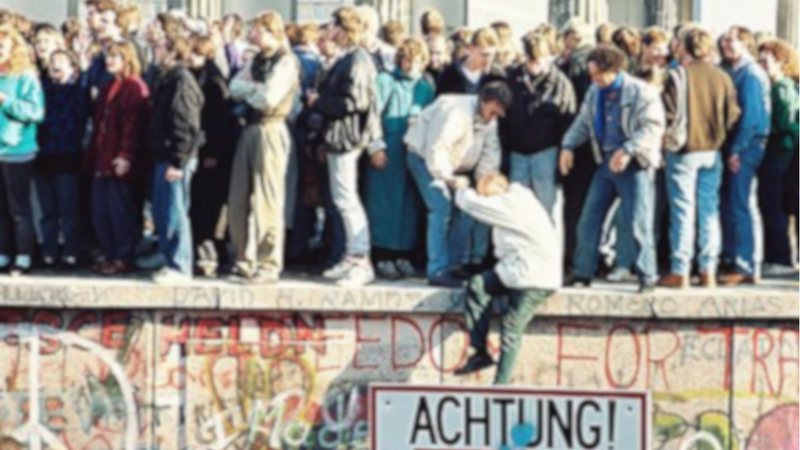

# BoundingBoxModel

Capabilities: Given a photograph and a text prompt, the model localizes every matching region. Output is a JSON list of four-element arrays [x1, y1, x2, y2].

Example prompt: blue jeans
[[574, 160, 657, 283], [449, 208, 489, 268], [611, 168, 668, 271], [35, 173, 81, 259], [722, 144, 765, 275], [407, 152, 455, 277], [509, 147, 558, 218], [758, 159, 792, 265], [91, 177, 138, 263], [153, 159, 197, 275], [665, 151, 723, 275]]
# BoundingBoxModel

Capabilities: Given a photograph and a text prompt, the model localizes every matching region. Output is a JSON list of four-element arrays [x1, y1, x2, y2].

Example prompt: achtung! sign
[[369, 384, 650, 450]]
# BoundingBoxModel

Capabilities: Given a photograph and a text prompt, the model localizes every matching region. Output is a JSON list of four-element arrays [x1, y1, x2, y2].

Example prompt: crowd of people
[[0, 2, 797, 292]]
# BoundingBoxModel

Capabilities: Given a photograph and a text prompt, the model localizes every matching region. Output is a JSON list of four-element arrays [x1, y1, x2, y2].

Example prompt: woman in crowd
[[86, 40, 149, 275], [0, 24, 45, 274], [611, 25, 641, 73], [758, 39, 799, 275], [364, 37, 435, 280], [35, 49, 90, 268], [188, 34, 234, 277], [32, 24, 66, 72], [147, 36, 204, 283]]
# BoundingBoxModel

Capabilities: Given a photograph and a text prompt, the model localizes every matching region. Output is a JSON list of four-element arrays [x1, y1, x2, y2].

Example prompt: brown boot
[[657, 274, 688, 288], [718, 272, 756, 286], [698, 272, 716, 288]]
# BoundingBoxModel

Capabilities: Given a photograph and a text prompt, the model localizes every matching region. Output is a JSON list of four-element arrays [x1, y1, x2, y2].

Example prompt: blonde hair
[[477, 172, 509, 196], [395, 37, 429, 67], [0, 25, 35, 75], [470, 27, 499, 48], [252, 10, 286, 42], [332, 6, 363, 48]]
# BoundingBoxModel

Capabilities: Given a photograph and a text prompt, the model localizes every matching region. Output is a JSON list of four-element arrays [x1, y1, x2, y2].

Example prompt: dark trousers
[[190, 161, 230, 272], [0, 160, 35, 258], [465, 270, 552, 385], [759, 159, 792, 265], [34, 172, 81, 260], [91, 176, 138, 263], [562, 145, 597, 270]]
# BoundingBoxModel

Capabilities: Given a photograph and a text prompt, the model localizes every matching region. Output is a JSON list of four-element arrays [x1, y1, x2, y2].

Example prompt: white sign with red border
[[369, 384, 650, 450]]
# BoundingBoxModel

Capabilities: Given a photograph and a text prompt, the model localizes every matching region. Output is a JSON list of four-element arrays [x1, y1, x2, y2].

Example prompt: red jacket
[[86, 76, 150, 181]]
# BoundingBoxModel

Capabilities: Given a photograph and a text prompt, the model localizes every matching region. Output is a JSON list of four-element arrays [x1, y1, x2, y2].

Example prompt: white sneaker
[[152, 268, 192, 285], [323, 257, 356, 280], [337, 260, 375, 287], [761, 263, 798, 277], [395, 259, 416, 278], [606, 267, 635, 283]]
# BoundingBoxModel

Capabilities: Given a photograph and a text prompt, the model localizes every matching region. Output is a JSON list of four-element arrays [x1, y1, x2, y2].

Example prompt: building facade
[[3, 0, 798, 44]]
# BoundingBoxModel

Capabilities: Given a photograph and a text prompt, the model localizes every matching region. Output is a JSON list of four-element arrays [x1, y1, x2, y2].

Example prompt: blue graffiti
[[499, 423, 537, 450]]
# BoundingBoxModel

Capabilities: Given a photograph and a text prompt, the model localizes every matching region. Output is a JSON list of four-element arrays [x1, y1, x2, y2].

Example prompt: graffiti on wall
[[0, 309, 796, 450]]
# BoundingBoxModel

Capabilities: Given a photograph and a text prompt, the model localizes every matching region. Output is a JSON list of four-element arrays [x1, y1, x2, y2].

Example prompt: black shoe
[[638, 281, 656, 294], [428, 271, 465, 288], [450, 266, 471, 280], [564, 272, 591, 287], [454, 352, 495, 376], [227, 264, 254, 283]]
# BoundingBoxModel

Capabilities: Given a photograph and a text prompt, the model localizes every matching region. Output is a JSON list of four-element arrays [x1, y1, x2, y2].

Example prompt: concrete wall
[[0, 281, 796, 450]]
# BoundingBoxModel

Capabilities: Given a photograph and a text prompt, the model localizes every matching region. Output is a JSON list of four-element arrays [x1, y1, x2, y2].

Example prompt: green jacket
[[766, 76, 799, 164], [0, 71, 45, 162]]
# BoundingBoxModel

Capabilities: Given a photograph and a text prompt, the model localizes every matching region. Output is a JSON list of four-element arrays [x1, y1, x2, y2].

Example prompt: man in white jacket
[[404, 81, 511, 287], [451, 173, 561, 384]]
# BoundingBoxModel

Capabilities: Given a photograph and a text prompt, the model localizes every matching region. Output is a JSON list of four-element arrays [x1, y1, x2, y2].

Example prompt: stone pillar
[[167, 0, 184, 10], [68, 0, 80, 17], [646, 0, 681, 29], [549, 0, 608, 28], [777, 0, 799, 46], [549, 0, 575, 26]]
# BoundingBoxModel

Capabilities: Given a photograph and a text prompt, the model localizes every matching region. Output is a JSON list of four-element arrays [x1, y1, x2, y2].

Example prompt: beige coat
[[404, 95, 501, 180]]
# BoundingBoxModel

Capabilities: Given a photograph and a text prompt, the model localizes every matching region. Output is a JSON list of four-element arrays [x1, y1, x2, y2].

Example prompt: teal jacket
[[0, 71, 45, 162]]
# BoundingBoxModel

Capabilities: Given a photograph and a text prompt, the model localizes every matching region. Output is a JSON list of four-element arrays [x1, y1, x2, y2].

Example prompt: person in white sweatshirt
[[404, 81, 512, 287], [451, 172, 561, 384]]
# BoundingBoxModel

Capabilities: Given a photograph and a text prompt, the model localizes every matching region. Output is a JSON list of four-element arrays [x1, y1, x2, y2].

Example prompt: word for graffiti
[[370, 385, 648, 450]]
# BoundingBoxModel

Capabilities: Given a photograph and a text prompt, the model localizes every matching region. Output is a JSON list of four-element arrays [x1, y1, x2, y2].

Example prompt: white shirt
[[455, 183, 562, 290], [404, 95, 501, 181]]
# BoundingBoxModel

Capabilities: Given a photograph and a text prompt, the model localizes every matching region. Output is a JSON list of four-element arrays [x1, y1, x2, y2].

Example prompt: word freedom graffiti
[[370, 385, 649, 450]]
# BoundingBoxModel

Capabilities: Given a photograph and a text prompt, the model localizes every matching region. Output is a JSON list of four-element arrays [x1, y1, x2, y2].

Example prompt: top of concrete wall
[[0, 274, 796, 320]]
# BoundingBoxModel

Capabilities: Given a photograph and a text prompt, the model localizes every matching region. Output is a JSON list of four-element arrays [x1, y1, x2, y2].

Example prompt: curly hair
[[0, 24, 35, 75], [759, 39, 800, 82]]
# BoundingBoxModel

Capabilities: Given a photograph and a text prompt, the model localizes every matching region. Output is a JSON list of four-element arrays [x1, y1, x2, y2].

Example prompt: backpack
[[664, 66, 688, 152]]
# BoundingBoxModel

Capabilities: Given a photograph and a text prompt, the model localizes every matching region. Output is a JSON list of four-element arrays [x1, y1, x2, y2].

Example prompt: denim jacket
[[561, 72, 665, 168], [726, 54, 771, 156]]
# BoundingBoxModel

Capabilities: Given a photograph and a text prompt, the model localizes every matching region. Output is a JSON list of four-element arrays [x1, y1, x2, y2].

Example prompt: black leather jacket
[[147, 64, 205, 168], [310, 47, 382, 153]]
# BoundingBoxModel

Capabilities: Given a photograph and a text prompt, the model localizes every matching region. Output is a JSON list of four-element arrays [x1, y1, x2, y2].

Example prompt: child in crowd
[[35, 49, 91, 268]]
